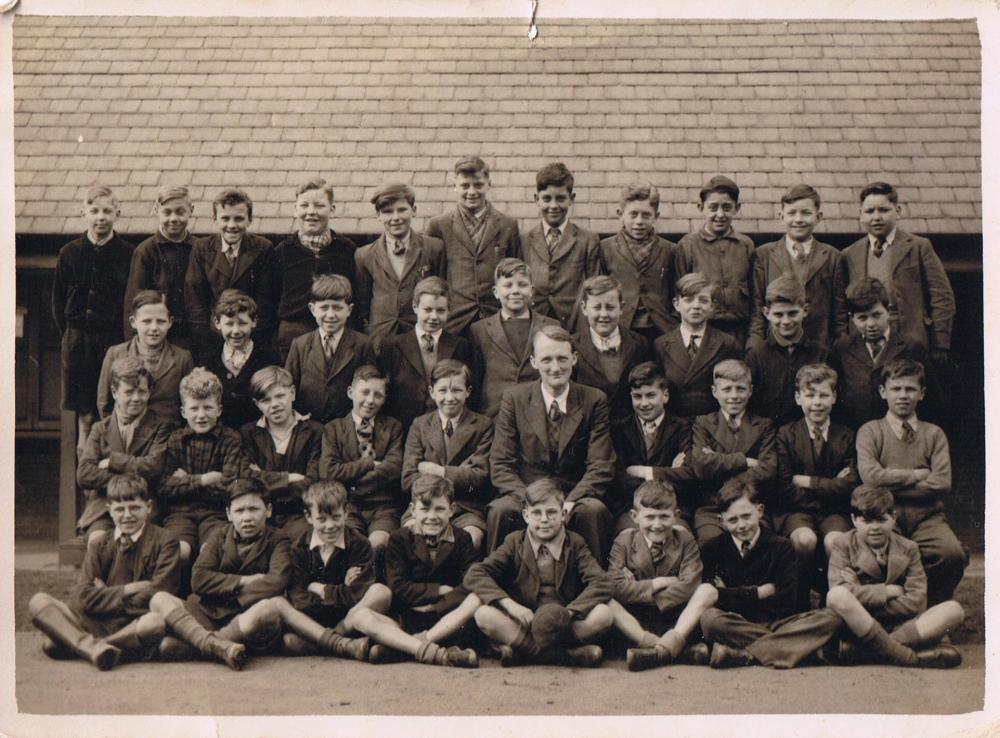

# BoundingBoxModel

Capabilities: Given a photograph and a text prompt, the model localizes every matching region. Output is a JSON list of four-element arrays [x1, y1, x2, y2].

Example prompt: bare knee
[[590, 603, 613, 629], [178, 541, 192, 562], [474, 605, 502, 630], [939, 600, 965, 628], [136, 612, 166, 639], [363, 583, 392, 612], [464, 526, 484, 552], [369, 531, 390, 551], [347, 606, 376, 632], [29, 592, 56, 616], [790, 528, 817, 555], [149, 590, 181, 614], [823, 531, 844, 557], [87, 530, 108, 550], [825, 585, 852, 612]]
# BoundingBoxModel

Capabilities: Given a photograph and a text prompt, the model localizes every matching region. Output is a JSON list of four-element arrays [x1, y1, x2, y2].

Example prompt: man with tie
[[353, 183, 447, 352], [488, 326, 616, 562], [856, 359, 966, 606]]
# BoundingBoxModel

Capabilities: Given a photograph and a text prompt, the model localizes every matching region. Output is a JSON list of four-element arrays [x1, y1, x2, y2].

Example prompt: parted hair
[[674, 272, 714, 299], [85, 185, 119, 207], [699, 175, 740, 204], [715, 478, 760, 510], [532, 324, 576, 354], [296, 177, 335, 203], [249, 365, 295, 401], [536, 162, 574, 193], [129, 289, 169, 316], [627, 361, 667, 391], [413, 276, 449, 306], [310, 273, 353, 303], [764, 274, 807, 308], [213, 288, 258, 321], [713, 358, 752, 385], [523, 478, 566, 507], [155, 185, 191, 207], [580, 275, 623, 303], [795, 363, 838, 392], [303, 480, 348, 516], [352, 364, 388, 386], [110, 355, 152, 392], [454, 156, 490, 178], [212, 187, 253, 220], [850, 485, 894, 520], [633, 480, 677, 510], [859, 181, 898, 204], [781, 183, 821, 209], [107, 474, 152, 503], [430, 359, 472, 389], [879, 358, 925, 388], [494, 257, 531, 282], [411, 474, 455, 505], [845, 278, 890, 313]]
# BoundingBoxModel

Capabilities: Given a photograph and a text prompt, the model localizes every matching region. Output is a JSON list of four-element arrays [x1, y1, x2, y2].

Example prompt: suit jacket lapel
[[371, 236, 400, 284], [304, 331, 328, 381], [399, 233, 424, 284], [554, 535, 572, 591], [687, 326, 719, 379], [445, 411, 477, 465], [484, 313, 519, 364], [792, 420, 816, 474], [770, 241, 794, 278], [479, 209, 501, 254], [575, 330, 604, 381], [399, 332, 426, 378], [108, 415, 127, 454], [527, 225, 550, 266], [519, 534, 542, 600], [527, 385, 552, 452], [437, 332, 459, 362], [328, 331, 356, 380], [854, 536, 884, 580], [890, 232, 914, 276], [557, 385, 585, 456], [659, 533, 683, 576], [130, 413, 158, 454], [231, 238, 260, 284], [550, 223, 577, 263], [614, 232, 641, 271], [805, 242, 831, 285], [885, 536, 909, 584], [209, 236, 234, 281], [631, 531, 654, 578], [450, 210, 477, 256]]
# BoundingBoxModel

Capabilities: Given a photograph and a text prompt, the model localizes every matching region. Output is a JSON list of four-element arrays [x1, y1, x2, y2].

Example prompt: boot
[[497, 644, 529, 667], [415, 641, 479, 668], [32, 604, 120, 671], [318, 629, 370, 661], [164, 608, 246, 671], [557, 644, 603, 668], [158, 636, 198, 662], [40, 636, 75, 660], [443, 646, 479, 668], [105, 614, 166, 662], [860, 620, 917, 666], [626, 643, 673, 672], [915, 645, 962, 669], [682, 642, 710, 666], [709, 642, 755, 669]]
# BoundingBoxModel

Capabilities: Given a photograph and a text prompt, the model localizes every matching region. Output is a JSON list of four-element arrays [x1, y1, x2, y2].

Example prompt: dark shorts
[[347, 503, 402, 536], [61, 327, 120, 413], [163, 508, 227, 550], [79, 514, 114, 539], [395, 606, 483, 649], [184, 597, 283, 652], [67, 604, 133, 638], [773, 511, 851, 540], [626, 602, 687, 637]]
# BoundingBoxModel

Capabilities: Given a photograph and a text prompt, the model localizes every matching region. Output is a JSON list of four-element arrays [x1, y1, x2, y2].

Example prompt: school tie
[[357, 418, 376, 459], [117, 534, 135, 553], [322, 334, 335, 360], [392, 238, 406, 256], [866, 336, 885, 360], [687, 334, 700, 360], [547, 401, 563, 462], [536, 543, 556, 584], [740, 539, 752, 558], [811, 425, 824, 461], [548, 400, 562, 423], [421, 332, 435, 353], [726, 414, 740, 435], [546, 226, 561, 253], [642, 420, 658, 453], [872, 236, 886, 258], [901, 420, 916, 444], [599, 343, 618, 356], [873, 546, 887, 567], [792, 241, 806, 263], [649, 540, 665, 564], [444, 419, 454, 438]]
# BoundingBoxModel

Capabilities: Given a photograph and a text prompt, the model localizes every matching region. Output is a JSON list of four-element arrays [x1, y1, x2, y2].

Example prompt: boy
[[856, 359, 967, 605], [689, 359, 777, 545], [379, 276, 473, 434], [654, 272, 742, 419], [319, 365, 404, 566], [185, 187, 277, 362], [124, 185, 197, 350], [77, 357, 171, 550], [286, 274, 376, 424], [699, 481, 842, 668], [29, 474, 177, 670], [204, 289, 281, 429], [608, 481, 718, 671], [427, 156, 523, 335], [774, 363, 858, 611], [572, 275, 650, 422], [842, 182, 955, 358], [380, 476, 483, 663], [466, 479, 614, 667], [354, 183, 447, 348], [598, 183, 678, 342], [402, 360, 494, 552], [826, 485, 964, 668], [52, 185, 134, 453], [159, 367, 245, 564], [745, 276, 830, 429], [469, 258, 558, 417], [275, 178, 359, 359], [149, 478, 290, 668], [240, 365, 323, 541], [489, 326, 615, 561], [610, 362, 694, 532], [522, 162, 602, 330], [99, 290, 193, 427], [674, 175, 756, 345], [750, 184, 848, 348], [832, 278, 929, 429]]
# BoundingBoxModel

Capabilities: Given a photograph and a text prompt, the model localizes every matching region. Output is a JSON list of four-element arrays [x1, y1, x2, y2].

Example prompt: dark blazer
[[842, 230, 955, 352], [653, 325, 743, 418], [522, 221, 602, 329], [319, 414, 404, 509], [700, 527, 797, 623], [673, 229, 756, 327], [775, 419, 857, 516], [73, 523, 181, 618], [426, 206, 522, 335], [745, 334, 830, 429], [572, 327, 650, 422], [287, 526, 375, 621], [386, 526, 478, 611], [831, 331, 928, 429], [285, 328, 376, 424], [463, 529, 612, 616], [184, 233, 278, 356], [52, 232, 134, 335], [190, 523, 292, 623], [76, 411, 171, 529], [124, 232, 196, 343], [96, 338, 193, 426], [827, 529, 926, 620], [689, 411, 777, 508], [379, 330, 473, 433], [749, 238, 848, 347], [402, 409, 493, 510], [490, 381, 615, 504], [274, 231, 358, 325], [469, 310, 558, 416], [240, 418, 323, 518], [204, 344, 282, 430], [608, 527, 702, 612], [610, 413, 694, 514], [598, 233, 678, 335], [354, 232, 447, 345]]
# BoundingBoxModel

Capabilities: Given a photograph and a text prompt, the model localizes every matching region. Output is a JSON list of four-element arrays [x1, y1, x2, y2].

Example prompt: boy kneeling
[[608, 481, 717, 671], [825, 485, 963, 668], [465, 478, 613, 667], [30, 474, 178, 670]]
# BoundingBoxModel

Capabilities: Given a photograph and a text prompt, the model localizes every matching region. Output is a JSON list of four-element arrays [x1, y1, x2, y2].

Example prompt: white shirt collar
[[438, 408, 464, 431], [113, 526, 144, 544], [527, 528, 565, 561], [386, 231, 411, 253], [115, 410, 144, 431], [679, 323, 705, 347], [589, 327, 622, 352], [352, 412, 374, 428], [804, 418, 830, 442], [541, 384, 570, 415], [639, 412, 665, 434], [721, 409, 745, 429], [500, 308, 530, 321], [88, 230, 114, 247], [885, 413, 919, 440], [220, 238, 242, 257], [543, 219, 569, 239], [415, 326, 444, 344], [318, 327, 344, 349], [256, 410, 309, 430], [785, 236, 814, 256], [868, 228, 897, 249], [309, 529, 346, 563], [732, 528, 761, 556], [415, 522, 456, 542], [223, 340, 253, 362], [643, 532, 668, 553]]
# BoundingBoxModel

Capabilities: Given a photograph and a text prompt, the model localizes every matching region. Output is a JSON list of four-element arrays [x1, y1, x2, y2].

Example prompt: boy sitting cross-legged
[[825, 485, 964, 669], [465, 478, 614, 668], [29, 474, 177, 671], [699, 480, 842, 669], [149, 478, 290, 670], [608, 480, 718, 671]]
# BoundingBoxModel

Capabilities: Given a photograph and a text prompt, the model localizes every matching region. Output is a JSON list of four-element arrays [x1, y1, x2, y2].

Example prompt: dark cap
[[228, 477, 270, 505], [370, 182, 416, 211]]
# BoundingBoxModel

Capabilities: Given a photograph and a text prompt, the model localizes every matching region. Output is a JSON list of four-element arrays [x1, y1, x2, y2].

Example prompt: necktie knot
[[392, 238, 406, 256], [649, 541, 665, 563], [726, 414, 740, 434], [901, 420, 916, 444], [792, 241, 806, 262], [444, 419, 454, 437], [688, 335, 700, 359], [600, 343, 618, 355], [117, 535, 135, 553], [740, 539, 752, 558], [548, 400, 562, 423], [546, 227, 561, 251], [421, 333, 435, 353], [872, 237, 886, 258]]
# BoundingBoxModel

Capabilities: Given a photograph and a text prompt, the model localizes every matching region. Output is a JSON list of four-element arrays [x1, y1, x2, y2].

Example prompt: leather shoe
[[915, 645, 962, 669], [709, 643, 754, 669]]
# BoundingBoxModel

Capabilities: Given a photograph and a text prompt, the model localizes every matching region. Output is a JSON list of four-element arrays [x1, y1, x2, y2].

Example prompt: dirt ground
[[11, 633, 984, 716]]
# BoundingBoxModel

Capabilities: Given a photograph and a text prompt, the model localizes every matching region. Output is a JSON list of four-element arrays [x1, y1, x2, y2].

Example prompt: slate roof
[[12, 16, 981, 236]]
